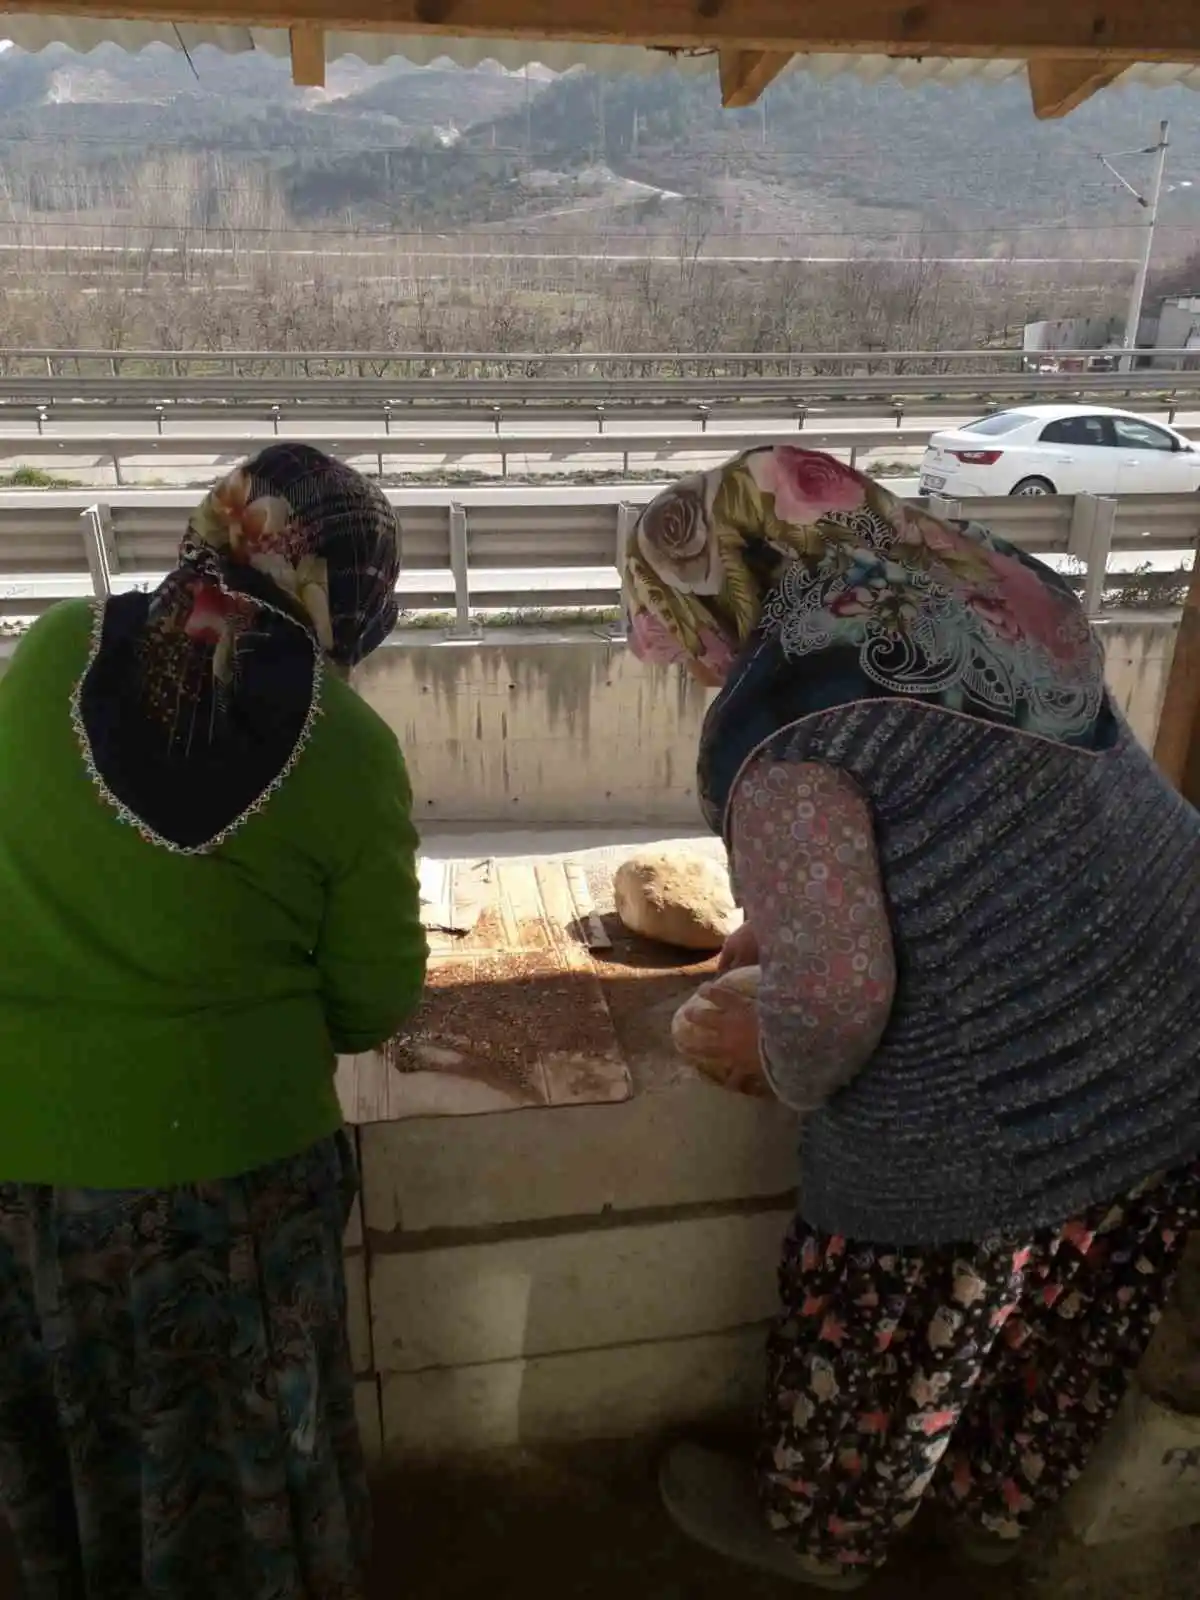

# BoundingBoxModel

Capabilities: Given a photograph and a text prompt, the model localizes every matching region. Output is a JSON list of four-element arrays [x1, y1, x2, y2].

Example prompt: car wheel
[[1010, 476, 1056, 497]]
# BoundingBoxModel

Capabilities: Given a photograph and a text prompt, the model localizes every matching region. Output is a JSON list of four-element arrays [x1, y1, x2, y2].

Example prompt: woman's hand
[[717, 922, 759, 974], [686, 982, 768, 1098]]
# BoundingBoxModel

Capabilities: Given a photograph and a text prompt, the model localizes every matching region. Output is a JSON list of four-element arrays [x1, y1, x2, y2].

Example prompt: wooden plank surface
[[338, 858, 632, 1125]]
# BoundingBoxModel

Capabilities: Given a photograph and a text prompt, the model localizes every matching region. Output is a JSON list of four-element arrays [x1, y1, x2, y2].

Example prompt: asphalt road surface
[[2, 405, 1197, 490]]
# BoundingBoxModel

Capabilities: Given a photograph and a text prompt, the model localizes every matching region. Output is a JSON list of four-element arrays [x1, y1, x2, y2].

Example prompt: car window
[[1038, 415, 1111, 447], [1111, 418, 1176, 452], [960, 412, 1033, 436]]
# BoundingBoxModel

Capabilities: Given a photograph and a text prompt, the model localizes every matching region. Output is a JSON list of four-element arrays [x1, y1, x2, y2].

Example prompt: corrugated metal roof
[[0, 18, 711, 73], [2, 18, 1200, 93]]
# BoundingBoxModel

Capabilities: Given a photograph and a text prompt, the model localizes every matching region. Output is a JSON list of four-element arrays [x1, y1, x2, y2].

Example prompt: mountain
[[452, 68, 1200, 243], [0, 43, 1198, 252], [0, 42, 534, 155]]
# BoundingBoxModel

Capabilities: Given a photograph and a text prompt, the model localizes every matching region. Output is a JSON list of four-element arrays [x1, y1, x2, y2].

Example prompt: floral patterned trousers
[[759, 1159, 1200, 1570], [0, 1133, 368, 1600]]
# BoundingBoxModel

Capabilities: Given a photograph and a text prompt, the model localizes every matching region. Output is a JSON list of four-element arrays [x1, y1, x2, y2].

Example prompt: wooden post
[[1153, 547, 1200, 807], [1028, 57, 1123, 118], [288, 24, 325, 88]]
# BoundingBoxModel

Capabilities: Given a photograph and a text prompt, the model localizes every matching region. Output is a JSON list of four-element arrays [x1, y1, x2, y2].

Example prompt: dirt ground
[[1, 1434, 1195, 1598], [365, 1438, 1198, 1600]]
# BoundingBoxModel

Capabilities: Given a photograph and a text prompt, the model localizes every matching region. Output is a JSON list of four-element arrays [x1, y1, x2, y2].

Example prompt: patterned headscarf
[[75, 444, 401, 852], [622, 446, 1111, 826]]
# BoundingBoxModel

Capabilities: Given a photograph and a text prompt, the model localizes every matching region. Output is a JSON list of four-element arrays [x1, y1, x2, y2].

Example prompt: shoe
[[953, 1526, 1023, 1567], [658, 1441, 871, 1591]]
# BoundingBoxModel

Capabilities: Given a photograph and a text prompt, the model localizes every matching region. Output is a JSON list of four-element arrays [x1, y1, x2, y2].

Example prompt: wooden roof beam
[[1028, 56, 1124, 117], [3, 0, 1200, 65], [1154, 550, 1200, 806], [719, 48, 792, 107], [288, 21, 325, 84]]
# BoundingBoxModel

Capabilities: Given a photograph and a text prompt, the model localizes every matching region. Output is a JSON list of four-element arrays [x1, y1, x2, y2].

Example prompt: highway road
[[3, 404, 1200, 489]]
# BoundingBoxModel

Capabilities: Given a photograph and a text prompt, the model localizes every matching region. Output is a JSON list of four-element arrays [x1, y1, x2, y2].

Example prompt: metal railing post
[[447, 502, 473, 637], [79, 503, 118, 598], [615, 501, 637, 570], [614, 502, 637, 638], [927, 494, 964, 521], [1068, 492, 1117, 616]]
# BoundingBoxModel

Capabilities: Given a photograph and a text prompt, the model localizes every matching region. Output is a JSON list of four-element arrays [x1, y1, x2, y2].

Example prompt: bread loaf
[[613, 851, 741, 951], [671, 965, 761, 1067]]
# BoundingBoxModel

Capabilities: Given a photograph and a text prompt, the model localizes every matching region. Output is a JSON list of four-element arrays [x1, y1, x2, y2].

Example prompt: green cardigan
[[0, 600, 428, 1188]]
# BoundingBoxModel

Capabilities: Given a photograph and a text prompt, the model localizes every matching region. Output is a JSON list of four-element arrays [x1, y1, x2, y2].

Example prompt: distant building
[[1152, 295, 1200, 365], [1023, 298, 1200, 371]]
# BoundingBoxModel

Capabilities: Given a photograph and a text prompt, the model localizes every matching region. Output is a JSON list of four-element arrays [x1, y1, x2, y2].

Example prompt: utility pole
[[524, 65, 533, 170], [1101, 120, 1169, 372]]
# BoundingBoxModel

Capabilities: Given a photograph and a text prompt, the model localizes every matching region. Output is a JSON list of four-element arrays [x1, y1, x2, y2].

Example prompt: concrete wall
[[1095, 613, 1179, 749], [0, 613, 1178, 829], [350, 1060, 800, 1458], [354, 629, 713, 826], [1023, 315, 1117, 352], [356, 614, 1179, 825]]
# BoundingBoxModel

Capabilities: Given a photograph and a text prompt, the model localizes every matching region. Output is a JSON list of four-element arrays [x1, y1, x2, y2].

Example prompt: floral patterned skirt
[[0, 1132, 369, 1600], [759, 1158, 1200, 1570]]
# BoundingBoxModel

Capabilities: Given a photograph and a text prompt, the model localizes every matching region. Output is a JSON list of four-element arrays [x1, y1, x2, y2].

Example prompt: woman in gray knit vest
[[622, 444, 1200, 1591]]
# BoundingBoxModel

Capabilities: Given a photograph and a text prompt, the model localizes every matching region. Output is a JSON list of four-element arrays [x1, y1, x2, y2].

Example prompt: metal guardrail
[[0, 399, 1085, 429], [10, 347, 1200, 372], [9, 397, 1200, 434], [4, 374, 1200, 409], [0, 426, 818, 483], [0, 487, 1194, 635], [6, 422, 1200, 487], [0, 425, 939, 482]]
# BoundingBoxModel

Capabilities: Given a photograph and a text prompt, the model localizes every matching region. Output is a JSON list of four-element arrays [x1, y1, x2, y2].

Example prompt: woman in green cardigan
[[0, 445, 427, 1599]]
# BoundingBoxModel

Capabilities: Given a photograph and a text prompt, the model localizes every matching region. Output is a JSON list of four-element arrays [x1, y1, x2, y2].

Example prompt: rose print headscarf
[[622, 446, 1112, 824], [75, 443, 401, 852]]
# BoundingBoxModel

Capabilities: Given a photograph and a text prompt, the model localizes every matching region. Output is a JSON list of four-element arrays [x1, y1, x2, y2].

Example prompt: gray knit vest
[[759, 699, 1200, 1247]]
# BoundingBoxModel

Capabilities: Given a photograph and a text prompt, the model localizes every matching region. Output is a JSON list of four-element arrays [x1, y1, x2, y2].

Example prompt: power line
[[0, 215, 1195, 240]]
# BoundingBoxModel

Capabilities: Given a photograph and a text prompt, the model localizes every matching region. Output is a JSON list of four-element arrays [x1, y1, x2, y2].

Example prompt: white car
[[919, 404, 1200, 498]]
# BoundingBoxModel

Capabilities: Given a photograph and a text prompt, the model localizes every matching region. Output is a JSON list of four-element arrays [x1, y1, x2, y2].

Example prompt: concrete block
[[343, 1193, 363, 1252], [360, 1081, 797, 1235], [1096, 615, 1177, 753], [345, 1250, 373, 1377], [1063, 1384, 1200, 1545], [371, 1207, 790, 1372], [378, 1323, 768, 1457], [354, 1378, 383, 1465]]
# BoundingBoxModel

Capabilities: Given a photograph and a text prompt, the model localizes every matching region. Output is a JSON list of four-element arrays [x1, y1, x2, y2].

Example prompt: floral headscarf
[[622, 446, 1111, 825], [75, 443, 401, 852]]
